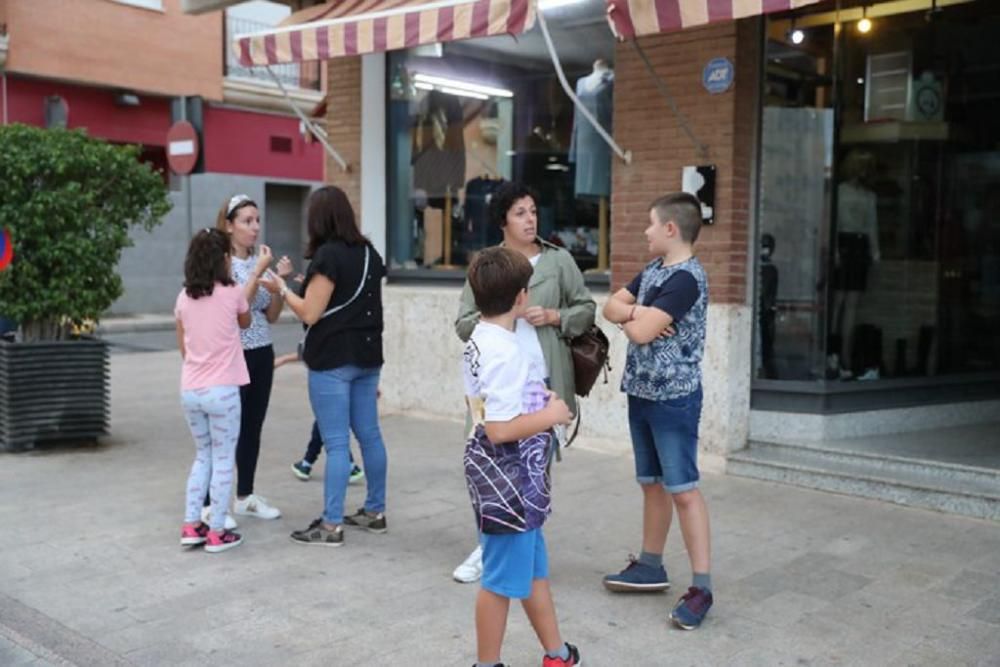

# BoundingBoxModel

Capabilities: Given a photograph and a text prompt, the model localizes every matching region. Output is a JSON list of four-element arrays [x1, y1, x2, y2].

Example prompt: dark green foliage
[[0, 124, 172, 341]]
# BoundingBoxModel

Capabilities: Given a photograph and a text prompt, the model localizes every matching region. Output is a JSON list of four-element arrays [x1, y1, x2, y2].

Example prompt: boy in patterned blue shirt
[[601, 192, 714, 630]]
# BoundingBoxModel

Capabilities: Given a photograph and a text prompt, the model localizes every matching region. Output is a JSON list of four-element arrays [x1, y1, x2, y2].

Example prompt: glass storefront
[[757, 0, 1000, 388], [385, 0, 615, 276]]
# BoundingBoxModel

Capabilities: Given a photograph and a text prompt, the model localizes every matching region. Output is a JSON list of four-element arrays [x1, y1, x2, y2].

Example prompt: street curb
[[98, 311, 301, 334]]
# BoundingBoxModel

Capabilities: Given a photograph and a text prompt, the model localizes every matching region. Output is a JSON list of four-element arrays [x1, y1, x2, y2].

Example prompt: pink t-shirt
[[174, 284, 251, 391]]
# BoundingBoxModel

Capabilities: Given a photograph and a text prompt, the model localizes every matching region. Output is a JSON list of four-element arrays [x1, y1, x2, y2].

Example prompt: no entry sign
[[166, 121, 200, 175]]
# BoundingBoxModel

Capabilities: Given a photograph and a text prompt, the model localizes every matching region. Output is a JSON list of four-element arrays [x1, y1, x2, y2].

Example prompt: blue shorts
[[480, 528, 549, 600], [627, 388, 702, 493]]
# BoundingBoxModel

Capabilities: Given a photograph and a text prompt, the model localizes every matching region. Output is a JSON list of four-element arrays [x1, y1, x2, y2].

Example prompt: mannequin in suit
[[569, 59, 614, 199]]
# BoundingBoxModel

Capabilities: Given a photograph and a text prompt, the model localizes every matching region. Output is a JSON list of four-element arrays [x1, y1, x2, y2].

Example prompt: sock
[[638, 551, 663, 569], [692, 572, 712, 592], [545, 643, 570, 661]]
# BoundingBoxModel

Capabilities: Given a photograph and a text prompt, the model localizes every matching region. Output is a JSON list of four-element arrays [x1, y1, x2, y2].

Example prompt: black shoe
[[290, 518, 344, 547], [343, 508, 387, 534]]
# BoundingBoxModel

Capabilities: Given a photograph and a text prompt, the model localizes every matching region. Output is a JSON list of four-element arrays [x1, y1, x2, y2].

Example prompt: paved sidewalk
[[1, 351, 999, 666]]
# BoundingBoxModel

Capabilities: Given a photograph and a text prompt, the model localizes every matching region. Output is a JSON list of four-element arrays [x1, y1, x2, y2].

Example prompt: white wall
[[379, 285, 753, 469]]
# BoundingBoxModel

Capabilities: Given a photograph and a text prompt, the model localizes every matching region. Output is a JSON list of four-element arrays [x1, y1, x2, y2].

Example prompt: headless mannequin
[[832, 150, 879, 378], [581, 58, 611, 92], [569, 59, 614, 268]]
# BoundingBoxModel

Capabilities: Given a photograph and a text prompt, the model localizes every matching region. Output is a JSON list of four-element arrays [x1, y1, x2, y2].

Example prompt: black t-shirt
[[301, 240, 386, 371], [625, 269, 700, 322]]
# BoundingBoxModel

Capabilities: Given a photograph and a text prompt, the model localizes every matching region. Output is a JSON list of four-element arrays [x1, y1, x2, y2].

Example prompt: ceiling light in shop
[[414, 82, 434, 91], [790, 29, 805, 45], [440, 86, 489, 100], [857, 6, 873, 34], [413, 73, 513, 98], [538, 0, 584, 10]]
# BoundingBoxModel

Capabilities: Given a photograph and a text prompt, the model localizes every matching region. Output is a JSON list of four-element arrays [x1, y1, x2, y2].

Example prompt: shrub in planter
[[0, 124, 172, 449]]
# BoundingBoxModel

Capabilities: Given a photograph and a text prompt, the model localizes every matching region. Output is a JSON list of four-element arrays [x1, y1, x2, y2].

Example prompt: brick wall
[[325, 56, 364, 215], [610, 19, 761, 306], [4, 0, 222, 101]]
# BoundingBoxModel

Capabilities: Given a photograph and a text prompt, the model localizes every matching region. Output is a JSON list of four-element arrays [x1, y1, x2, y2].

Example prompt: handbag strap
[[304, 244, 370, 342]]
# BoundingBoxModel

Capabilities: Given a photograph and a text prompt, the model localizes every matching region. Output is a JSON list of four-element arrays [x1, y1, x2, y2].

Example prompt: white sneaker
[[233, 493, 281, 519], [200, 506, 238, 530], [452, 545, 483, 583]]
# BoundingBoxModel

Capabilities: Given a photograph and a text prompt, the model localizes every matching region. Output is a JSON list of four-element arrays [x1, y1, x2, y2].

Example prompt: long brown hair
[[305, 186, 365, 258]]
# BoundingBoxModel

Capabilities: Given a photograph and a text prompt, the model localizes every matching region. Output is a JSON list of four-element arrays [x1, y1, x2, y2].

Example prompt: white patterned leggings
[[181, 385, 241, 532]]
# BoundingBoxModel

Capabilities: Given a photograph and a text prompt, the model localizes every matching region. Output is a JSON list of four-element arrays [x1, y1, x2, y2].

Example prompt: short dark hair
[[305, 186, 365, 258], [650, 192, 703, 244], [467, 247, 533, 317], [488, 181, 537, 229], [184, 228, 234, 299]]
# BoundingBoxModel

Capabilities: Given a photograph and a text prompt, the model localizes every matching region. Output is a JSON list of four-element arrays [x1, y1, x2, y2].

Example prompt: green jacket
[[455, 239, 597, 414]]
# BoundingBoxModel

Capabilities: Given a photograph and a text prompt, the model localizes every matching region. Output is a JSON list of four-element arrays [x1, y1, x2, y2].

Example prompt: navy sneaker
[[670, 586, 713, 630], [602, 555, 670, 592], [291, 460, 312, 481]]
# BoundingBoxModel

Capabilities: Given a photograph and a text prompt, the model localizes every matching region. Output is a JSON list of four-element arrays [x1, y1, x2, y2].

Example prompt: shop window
[[757, 0, 1000, 384], [385, 1, 615, 276]]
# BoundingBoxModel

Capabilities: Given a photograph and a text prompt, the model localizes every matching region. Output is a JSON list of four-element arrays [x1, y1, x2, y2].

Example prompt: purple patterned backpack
[[464, 425, 552, 534]]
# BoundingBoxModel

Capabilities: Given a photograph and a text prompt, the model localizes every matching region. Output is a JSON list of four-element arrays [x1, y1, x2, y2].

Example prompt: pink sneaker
[[180, 522, 209, 547], [204, 529, 243, 553]]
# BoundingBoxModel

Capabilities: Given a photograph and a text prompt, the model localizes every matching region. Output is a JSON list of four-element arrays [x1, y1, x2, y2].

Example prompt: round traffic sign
[[166, 121, 200, 175]]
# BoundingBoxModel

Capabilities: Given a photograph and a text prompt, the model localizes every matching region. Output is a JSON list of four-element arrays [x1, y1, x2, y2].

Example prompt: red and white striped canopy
[[233, 0, 822, 67], [605, 0, 823, 40], [235, 0, 536, 67]]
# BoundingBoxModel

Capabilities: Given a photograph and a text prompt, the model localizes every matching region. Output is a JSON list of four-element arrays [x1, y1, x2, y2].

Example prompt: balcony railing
[[225, 15, 321, 91]]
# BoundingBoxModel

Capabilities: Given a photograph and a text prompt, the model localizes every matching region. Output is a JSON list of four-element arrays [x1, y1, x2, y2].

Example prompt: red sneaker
[[180, 522, 209, 547], [204, 529, 243, 553], [542, 643, 581, 667]]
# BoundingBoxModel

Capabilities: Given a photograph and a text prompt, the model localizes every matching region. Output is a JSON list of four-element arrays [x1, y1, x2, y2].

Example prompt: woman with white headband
[[202, 194, 289, 525]]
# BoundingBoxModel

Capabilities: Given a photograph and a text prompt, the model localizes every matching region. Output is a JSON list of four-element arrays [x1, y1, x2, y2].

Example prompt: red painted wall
[[202, 106, 323, 181], [3, 76, 171, 146], [2, 76, 323, 183]]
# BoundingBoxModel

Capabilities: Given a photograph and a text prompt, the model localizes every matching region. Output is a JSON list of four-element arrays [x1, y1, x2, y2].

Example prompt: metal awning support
[[536, 9, 631, 165], [265, 65, 350, 173], [629, 40, 709, 160]]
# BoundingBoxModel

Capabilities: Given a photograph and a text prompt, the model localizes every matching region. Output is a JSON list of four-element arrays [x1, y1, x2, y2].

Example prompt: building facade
[[246, 0, 997, 468], [0, 0, 327, 312]]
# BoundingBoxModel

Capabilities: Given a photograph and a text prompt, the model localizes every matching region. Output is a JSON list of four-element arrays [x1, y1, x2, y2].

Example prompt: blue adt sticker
[[702, 58, 734, 94]]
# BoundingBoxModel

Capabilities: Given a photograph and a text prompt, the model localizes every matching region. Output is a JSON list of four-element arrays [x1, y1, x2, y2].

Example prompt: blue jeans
[[309, 364, 387, 525], [627, 387, 702, 493]]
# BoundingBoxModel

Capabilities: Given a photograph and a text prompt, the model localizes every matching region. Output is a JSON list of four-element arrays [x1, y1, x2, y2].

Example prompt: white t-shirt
[[463, 321, 548, 423], [515, 254, 548, 379]]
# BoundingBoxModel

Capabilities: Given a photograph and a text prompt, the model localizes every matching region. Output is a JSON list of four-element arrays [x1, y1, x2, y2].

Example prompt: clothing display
[[837, 180, 880, 260], [462, 176, 506, 251], [835, 232, 872, 291], [412, 90, 466, 198], [568, 66, 614, 198]]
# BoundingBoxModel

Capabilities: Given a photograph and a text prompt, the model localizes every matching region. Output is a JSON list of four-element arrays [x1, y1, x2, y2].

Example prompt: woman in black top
[[262, 186, 388, 547]]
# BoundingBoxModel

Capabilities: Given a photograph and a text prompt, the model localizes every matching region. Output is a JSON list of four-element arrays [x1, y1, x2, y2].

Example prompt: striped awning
[[605, 0, 823, 40], [235, 0, 536, 67]]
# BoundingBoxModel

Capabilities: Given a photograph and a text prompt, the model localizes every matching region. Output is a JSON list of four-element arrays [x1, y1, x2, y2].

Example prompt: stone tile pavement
[[1, 351, 998, 666]]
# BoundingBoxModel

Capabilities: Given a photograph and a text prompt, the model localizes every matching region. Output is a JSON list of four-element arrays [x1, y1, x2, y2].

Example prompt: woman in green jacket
[[452, 181, 597, 583]]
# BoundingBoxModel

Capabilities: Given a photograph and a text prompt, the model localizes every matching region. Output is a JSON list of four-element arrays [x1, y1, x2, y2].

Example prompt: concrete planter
[[0, 338, 110, 451]]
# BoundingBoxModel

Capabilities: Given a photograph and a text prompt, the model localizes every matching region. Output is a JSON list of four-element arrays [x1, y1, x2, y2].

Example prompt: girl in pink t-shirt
[[174, 229, 251, 553]]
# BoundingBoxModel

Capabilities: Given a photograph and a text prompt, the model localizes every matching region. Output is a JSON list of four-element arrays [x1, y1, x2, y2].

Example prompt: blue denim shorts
[[480, 528, 549, 599], [627, 388, 702, 493]]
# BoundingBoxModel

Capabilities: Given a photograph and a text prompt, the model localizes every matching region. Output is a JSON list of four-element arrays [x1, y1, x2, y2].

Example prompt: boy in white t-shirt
[[462, 247, 581, 667]]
